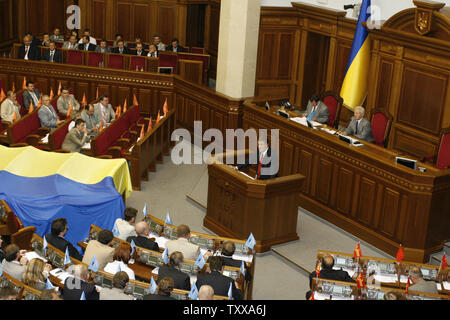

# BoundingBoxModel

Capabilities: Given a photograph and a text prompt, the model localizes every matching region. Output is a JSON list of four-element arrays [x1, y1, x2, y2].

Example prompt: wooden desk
[[242, 101, 450, 262]]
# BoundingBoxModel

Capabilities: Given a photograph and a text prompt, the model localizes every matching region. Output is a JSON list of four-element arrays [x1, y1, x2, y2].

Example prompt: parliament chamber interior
[[0, 0, 449, 303]]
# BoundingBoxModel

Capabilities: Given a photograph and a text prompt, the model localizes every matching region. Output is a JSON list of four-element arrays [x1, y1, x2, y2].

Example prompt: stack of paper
[[321, 127, 337, 135], [24, 251, 47, 262], [232, 254, 253, 263], [41, 133, 50, 144], [82, 142, 91, 149]]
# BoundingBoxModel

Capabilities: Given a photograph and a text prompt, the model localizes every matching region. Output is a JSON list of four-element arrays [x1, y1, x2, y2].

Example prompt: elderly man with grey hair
[[408, 266, 439, 295], [198, 285, 215, 300], [62, 264, 99, 300], [126, 221, 159, 252], [344, 106, 374, 143], [38, 95, 64, 130]]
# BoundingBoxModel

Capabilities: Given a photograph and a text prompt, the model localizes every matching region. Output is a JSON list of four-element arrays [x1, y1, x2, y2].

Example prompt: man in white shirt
[[166, 225, 212, 261], [94, 95, 116, 124], [114, 207, 137, 241], [62, 35, 79, 50], [77, 28, 97, 45], [0, 91, 21, 123]]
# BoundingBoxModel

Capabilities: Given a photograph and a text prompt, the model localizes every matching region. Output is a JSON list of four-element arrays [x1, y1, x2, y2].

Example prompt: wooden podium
[[204, 158, 305, 253]]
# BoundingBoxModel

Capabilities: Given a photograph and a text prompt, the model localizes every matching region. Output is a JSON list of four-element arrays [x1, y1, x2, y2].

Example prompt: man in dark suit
[[63, 264, 99, 300], [196, 256, 243, 300], [126, 221, 159, 252], [42, 41, 62, 63], [306, 254, 355, 299], [77, 36, 96, 51], [157, 251, 191, 291], [166, 38, 185, 52], [44, 218, 83, 261], [133, 43, 148, 57], [24, 32, 41, 47], [207, 241, 252, 282], [112, 40, 130, 55], [22, 81, 41, 111], [18, 36, 41, 61], [237, 139, 278, 180], [129, 37, 149, 50]]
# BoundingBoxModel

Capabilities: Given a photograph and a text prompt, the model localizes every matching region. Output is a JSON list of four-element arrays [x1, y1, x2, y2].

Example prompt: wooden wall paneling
[[159, 91, 173, 116], [178, 59, 203, 85], [298, 150, 313, 195], [374, 58, 394, 110], [156, 4, 176, 47], [35, 78, 49, 96], [137, 88, 153, 116], [92, 0, 107, 39], [26, 0, 46, 35], [335, 167, 354, 216], [378, 187, 401, 238], [133, 3, 150, 41], [356, 177, 376, 227], [213, 111, 224, 135], [0, 0, 13, 45], [332, 41, 351, 93], [391, 124, 439, 158], [116, 1, 132, 41], [116, 86, 131, 109], [199, 104, 210, 130], [175, 93, 186, 126], [279, 141, 295, 177], [315, 158, 333, 205], [257, 32, 277, 80]]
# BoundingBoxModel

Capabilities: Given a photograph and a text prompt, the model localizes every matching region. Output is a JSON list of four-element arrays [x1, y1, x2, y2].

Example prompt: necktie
[[356, 120, 359, 134], [85, 45, 88, 51], [50, 51, 54, 62], [31, 92, 38, 106], [257, 153, 264, 179], [25, 46, 29, 59]]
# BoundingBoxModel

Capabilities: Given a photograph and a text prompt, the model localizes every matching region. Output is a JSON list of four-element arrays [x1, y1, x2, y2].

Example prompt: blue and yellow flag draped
[[340, 0, 371, 110], [0, 145, 132, 253]]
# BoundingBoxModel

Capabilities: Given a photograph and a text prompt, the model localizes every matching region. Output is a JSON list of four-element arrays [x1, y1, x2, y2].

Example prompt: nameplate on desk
[[338, 134, 362, 146], [277, 110, 290, 119]]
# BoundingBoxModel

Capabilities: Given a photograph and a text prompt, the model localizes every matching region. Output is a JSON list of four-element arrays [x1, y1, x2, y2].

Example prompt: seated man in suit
[[63, 264, 99, 300], [81, 104, 101, 137], [0, 91, 21, 123], [24, 32, 41, 47], [166, 224, 212, 261], [237, 138, 278, 180], [82, 229, 115, 270], [129, 37, 148, 50], [207, 241, 252, 282], [306, 254, 355, 299], [198, 285, 214, 300], [99, 271, 133, 300], [408, 266, 439, 294], [113, 34, 127, 48], [157, 251, 191, 291], [302, 94, 329, 124], [77, 28, 97, 45], [23, 81, 41, 111], [133, 43, 148, 57], [61, 118, 90, 153], [95, 39, 111, 53], [94, 95, 116, 124], [344, 106, 374, 142], [42, 41, 62, 63], [166, 38, 185, 52], [196, 256, 243, 300], [144, 277, 176, 300], [62, 35, 78, 50], [41, 33, 51, 47], [57, 87, 81, 119], [112, 40, 130, 55], [1, 244, 28, 281], [78, 35, 96, 51], [50, 27, 65, 42], [126, 221, 159, 252], [147, 44, 158, 58], [153, 34, 166, 51], [18, 36, 41, 61], [38, 95, 64, 130], [114, 207, 137, 241], [45, 218, 83, 261]]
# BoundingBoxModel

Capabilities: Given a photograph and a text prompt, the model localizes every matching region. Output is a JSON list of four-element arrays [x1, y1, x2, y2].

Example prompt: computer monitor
[[158, 67, 173, 74], [395, 156, 418, 170]]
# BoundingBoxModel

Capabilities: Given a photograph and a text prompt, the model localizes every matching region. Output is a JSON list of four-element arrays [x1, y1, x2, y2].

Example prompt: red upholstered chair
[[6, 110, 50, 146], [16, 90, 24, 108], [423, 128, 450, 170], [129, 56, 146, 71], [48, 119, 72, 152], [191, 47, 205, 54], [87, 52, 104, 67], [67, 50, 84, 65], [0, 79, 6, 92], [107, 53, 125, 69], [54, 41, 63, 48], [370, 109, 393, 148], [321, 91, 343, 129], [159, 51, 178, 73]]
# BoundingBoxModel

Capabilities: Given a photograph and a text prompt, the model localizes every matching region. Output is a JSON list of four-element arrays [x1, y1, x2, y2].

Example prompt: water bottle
[[136, 65, 139, 71]]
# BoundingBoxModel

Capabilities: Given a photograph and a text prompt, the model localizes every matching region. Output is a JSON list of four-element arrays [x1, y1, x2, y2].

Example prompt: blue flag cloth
[[142, 202, 148, 218], [117, 262, 122, 272], [112, 221, 120, 238], [43, 236, 48, 255], [245, 233, 256, 250], [162, 248, 169, 265], [194, 253, 206, 269], [88, 256, 99, 272], [130, 240, 136, 256], [165, 212, 173, 225], [228, 282, 233, 300], [0, 265, 3, 276], [188, 282, 198, 300], [45, 278, 54, 290], [150, 277, 157, 294], [240, 261, 246, 276], [80, 291, 86, 300], [64, 247, 71, 265]]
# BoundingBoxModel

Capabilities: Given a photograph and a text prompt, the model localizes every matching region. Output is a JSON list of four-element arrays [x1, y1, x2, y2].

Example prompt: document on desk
[[232, 253, 254, 263], [320, 127, 337, 135], [154, 236, 169, 249], [25, 251, 47, 262], [41, 133, 49, 144], [82, 142, 91, 149], [313, 292, 332, 300], [152, 267, 159, 275], [290, 117, 322, 128], [442, 282, 450, 290], [50, 268, 72, 282], [373, 274, 397, 283]]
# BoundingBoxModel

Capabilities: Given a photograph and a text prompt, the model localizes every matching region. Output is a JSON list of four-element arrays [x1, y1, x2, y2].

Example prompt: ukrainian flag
[[340, 0, 371, 110]]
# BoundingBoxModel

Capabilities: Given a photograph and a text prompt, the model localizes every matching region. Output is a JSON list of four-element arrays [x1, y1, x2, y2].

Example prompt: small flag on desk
[[441, 254, 448, 271], [356, 272, 365, 289], [22, 77, 27, 90], [80, 291, 86, 300], [88, 256, 99, 272], [43, 236, 48, 254], [147, 118, 153, 133], [194, 253, 205, 269], [58, 82, 62, 96], [123, 99, 128, 113], [309, 292, 315, 300], [165, 212, 173, 225], [81, 93, 87, 109], [28, 101, 34, 114], [149, 277, 157, 294], [228, 282, 233, 300], [37, 96, 42, 109], [405, 276, 411, 294], [156, 111, 161, 124], [117, 263, 122, 272], [0, 265, 3, 276], [163, 98, 169, 116], [133, 93, 139, 106], [64, 247, 71, 265], [0, 89, 5, 102], [49, 88, 54, 100], [142, 202, 148, 218], [315, 262, 320, 278], [11, 83, 15, 93], [96, 87, 99, 99], [112, 221, 120, 237], [45, 278, 54, 290], [240, 261, 246, 276], [396, 244, 404, 263], [188, 282, 198, 300], [354, 242, 362, 259], [139, 125, 145, 140], [162, 248, 169, 265], [244, 233, 256, 250], [130, 240, 136, 256], [67, 102, 73, 119]]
